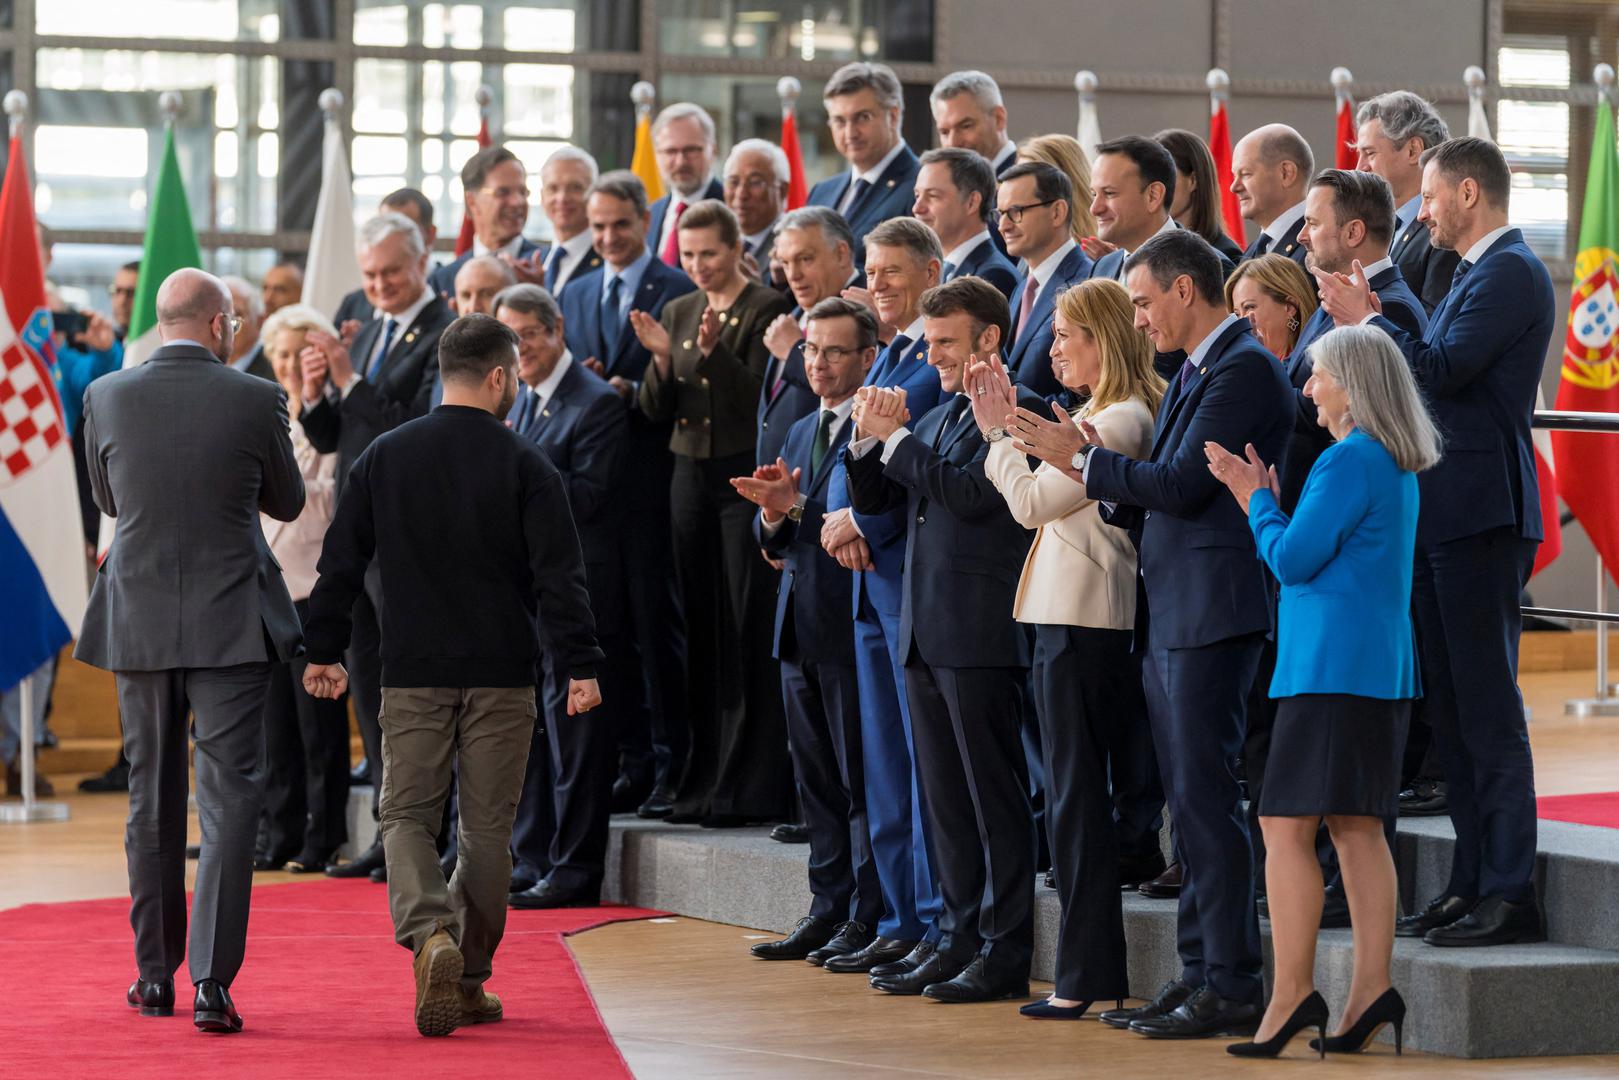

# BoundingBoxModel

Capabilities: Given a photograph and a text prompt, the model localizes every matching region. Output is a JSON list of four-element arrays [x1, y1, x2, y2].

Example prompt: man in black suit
[[737, 297, 883, 963], [913, 148, 1018, 300], [849, 276, 1043, 1004], [538, 147, 605, 296], [1355, 92, 1460, 315], [648, 103, 724, 267], [299, 211, 456, 881], [428, 147, 543, 301], [724, 138, 790, 287], [1232, 124, 1313, 266], [930, 70, 1018, 178], [335, 187, 438, 331], [807, 62, 922, 265]]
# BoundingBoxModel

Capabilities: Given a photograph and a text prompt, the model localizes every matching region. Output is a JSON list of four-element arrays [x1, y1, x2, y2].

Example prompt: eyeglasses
[[216, 313, 244, 334], [723, 176, 774, 194], [479, 185, 531, 201], [991, 200, 1057, 227], [802, 344, 862, 362]]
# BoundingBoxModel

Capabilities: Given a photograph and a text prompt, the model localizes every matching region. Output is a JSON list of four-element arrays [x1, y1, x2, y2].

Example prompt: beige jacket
[[260, 417, 337, 602], [984, 396, 1155, 628]]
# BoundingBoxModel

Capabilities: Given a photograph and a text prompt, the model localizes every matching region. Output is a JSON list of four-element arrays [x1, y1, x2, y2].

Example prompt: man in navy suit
[[930, 70, 1019, 254], [1038, 230, 1292, 1036], [1232, 125, 1313, 267], [1087, 136, 1185, 283], [1355, 92, 1460, 316], [737, 298, 883, 963], [487, 285, 629, 910], [559, 171, 697, 819], [647, 103, 724, 268], [1315, 137, 1554, 949], [724, 139, 790, 288], [538, 147, 605, 298], [913, 148, 1018, 300], [807, 62, 921, 267], [818, 217, 946, 977], [428, 146, 543, 300], [997, 162, 1093, 397], [851, 276, 1045, 1003]]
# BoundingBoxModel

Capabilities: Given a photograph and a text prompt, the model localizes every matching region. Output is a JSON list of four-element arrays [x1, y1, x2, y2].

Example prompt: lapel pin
[[682, 339, 693, 349], [1200, 367, 1207, 374], [403, 331, 417, 344], [886, 179, 895, 188], [541, 409, 550, 418], [730, 316, 740, 327]]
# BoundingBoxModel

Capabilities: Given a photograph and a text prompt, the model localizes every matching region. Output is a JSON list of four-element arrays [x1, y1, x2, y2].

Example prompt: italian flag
[[122, 125, 202, 369]]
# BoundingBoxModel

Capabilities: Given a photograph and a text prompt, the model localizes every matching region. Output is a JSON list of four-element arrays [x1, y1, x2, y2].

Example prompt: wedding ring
[[976, 387, 987, 396]]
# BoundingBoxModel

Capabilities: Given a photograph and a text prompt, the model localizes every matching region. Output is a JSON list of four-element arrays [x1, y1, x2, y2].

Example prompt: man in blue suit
[[851, 276, 1048, 1003], [646, 103, 724, 267], [559, 171, 697, 819], [807, 62, 921, 267], [818, 217, 946, 976], [737, 298, 883, 963], [997, 162, 1094, 398], [1315, 137, 1554, 949], [487, 285, 629, 909], [913, 148, 1018, 300], [428, 146, 543, 301], [1042, 230, 1292, 1036]]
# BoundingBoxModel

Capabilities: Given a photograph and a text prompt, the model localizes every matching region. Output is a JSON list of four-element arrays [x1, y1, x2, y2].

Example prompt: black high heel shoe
[[1019, 996, 1123, 1020], [1309, 987, 1406, 1055], [1227, 991, 1329, 1059]]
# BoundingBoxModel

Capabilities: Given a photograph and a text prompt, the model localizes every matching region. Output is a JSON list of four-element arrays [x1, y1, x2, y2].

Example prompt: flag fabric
[[1468, 90, 1493, 141], [123, 126, 202, 370], [1077, 94, 1102, 163], [1335, 91, 1357, 169], [1551, 94, 1619, 577], [303, 114, 361, 320], [454, 112, 492, 257], [0, 136, 88, 690], [781, 108, 809, 210], [1209, 98, 1244, 245], [631, 110, 665, 203]]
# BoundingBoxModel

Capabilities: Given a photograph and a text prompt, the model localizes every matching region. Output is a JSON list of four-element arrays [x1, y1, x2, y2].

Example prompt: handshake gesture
[[851, 385, 910, 441]]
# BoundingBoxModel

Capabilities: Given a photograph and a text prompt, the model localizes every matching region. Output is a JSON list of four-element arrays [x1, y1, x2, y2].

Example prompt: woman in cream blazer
[[969, 278, 1164, 1020]]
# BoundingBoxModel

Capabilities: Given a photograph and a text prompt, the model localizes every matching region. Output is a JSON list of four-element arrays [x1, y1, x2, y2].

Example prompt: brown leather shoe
[[1137, 860, 1183, 899], [413, 929, 464, 1037], [4, 759, 53, 798], [458, 986, 503, 1025]]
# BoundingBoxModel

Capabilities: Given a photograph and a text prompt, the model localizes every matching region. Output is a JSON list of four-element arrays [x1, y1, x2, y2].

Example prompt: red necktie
[[660, 201, 687, 266], [1016, 274, 1039, 335]]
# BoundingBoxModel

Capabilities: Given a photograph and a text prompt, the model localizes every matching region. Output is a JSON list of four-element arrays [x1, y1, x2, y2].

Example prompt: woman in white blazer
[[968, 278, 1165, 1019], [256, 303, 348, 873]]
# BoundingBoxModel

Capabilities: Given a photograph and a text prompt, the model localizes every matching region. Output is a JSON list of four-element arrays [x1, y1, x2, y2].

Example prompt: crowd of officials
[[63, 62, 1556, 1047]]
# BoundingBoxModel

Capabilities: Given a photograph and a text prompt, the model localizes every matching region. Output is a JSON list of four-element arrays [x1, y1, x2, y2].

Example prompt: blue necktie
[[522, 389, 545, 438], [366, 317, 397, 379], [871, 335, 911, 385], [941, 260, 958, 281], [599, 276, 622, 361], [844, 177, 872, 218], [544, 247, 563, 293], [1451, 258, 1474, 291]]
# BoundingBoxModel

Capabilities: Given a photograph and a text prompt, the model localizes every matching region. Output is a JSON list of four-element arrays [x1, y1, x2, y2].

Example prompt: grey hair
[[652, 102, 717, 147], [824, 61, 903, 114], [1309, 325, 1442, 473], [725, 138, 791, 186], [588, 170, 650, 218], [779, 206, 855, 257], [455, 254, 517, 289], [864, 216, 944, 267], [260, 302, 337, 346], [929, 70, 1003, 112], [492, 283, 562, 331], [543, 145, 599, 183], [358, 211, 426, 259], [220, 274, 263, 319], [1355, 91, 1451, 152]]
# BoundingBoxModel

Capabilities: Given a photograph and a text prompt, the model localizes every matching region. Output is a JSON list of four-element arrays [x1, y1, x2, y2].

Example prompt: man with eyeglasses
[[428, 146, 542, 302], [647, 103, 724, 268], [724, 138, 791, 288], [996, 161, 1093, 397], [808, 62, 921, 268]]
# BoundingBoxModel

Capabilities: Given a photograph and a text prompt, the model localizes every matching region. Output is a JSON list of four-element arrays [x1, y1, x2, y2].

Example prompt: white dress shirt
[[1026, 237, 1079, 297], [654, 176, 716, 260], [991, 141, 1017, 174], [547, 230, 597, 294], [1261, 201, 1308, 249], [473, 233, 526, 260], [944, 230, 992, 272], [531, 350, 573, 414]]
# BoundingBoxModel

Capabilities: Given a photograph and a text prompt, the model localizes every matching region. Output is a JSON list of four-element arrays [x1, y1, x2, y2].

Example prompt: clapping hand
[[1079, 235, 1120, 261], [740, 248, 763, 283], [567, 678, 602, 716], [697, 307, 723, 356], [966, 352, 1016, 435], [1011, 405, 1094, 475], [628, 310, 672, 374], [763, 313, 803, 361], [302, 662, 349, 700], [852, 385, 908, 441], [1311, 259, 1383, 327], [338, 319, 362, 348], [299, 343, 330, 401], [730, 458, 801, 523], [304, 330, 355, 389], [503, 250, 547, 287], [1204, 441, 1279, 513]]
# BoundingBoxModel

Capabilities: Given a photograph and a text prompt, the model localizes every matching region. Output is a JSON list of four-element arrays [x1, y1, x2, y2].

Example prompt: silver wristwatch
[[985, 426, 1009, 443], [1070, 445, 1094, 472], [785, 493, 807, 522]]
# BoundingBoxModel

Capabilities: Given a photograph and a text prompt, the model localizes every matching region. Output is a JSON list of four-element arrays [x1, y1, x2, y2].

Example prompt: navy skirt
[[1258, 693, 1411, 818]]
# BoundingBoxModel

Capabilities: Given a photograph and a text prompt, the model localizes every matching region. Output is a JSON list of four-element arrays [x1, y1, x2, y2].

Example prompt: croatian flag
[[0, 134, 87, 690]]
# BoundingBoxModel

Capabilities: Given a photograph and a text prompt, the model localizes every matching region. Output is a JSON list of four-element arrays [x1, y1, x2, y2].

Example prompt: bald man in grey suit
[[76, 268, 305, 1035]]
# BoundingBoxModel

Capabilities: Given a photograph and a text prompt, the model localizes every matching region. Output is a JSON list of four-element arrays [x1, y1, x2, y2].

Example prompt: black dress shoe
[[1424, 895, 1543, 947], [1138, 861, 1183, 899], [770, 822, 811, 844], [611, 772, 654, 815], [823, 936, 918, 973], [870, 949, 970, 995], [1099, 979, 1191, 1029], [1129, 985, 1261, 1039], [805, 920, 871, 966], [750, 916, 836, 960], [193, 980, 243, 1033], [869, 939, 935, 978], [637, 789, 675, 819], [922, 956, 1029, 1003], [80, 761, 131, 793], [509, 873, 538, 894], [1395, 893, 1474, 938], [286, 848, 338, 874], [1043, 868, 1055, 890], [1118, 850, 1168, 890], [1398, 776, 1448, 816], [1320, 883, 1351, 929], [127, 977, 174, 1017], [325, 840, 386, 879], [370, 865, 388, 882], [509, 879, 599, 910], [252, 854, 287, 872], [185, 844, 201, 860]]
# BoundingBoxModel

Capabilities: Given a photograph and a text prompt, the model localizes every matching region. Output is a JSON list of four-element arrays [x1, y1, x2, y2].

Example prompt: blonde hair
[[1016, 134, 1098, 241], [1223, 253, 1318, 357], [260, 302, 337, 348], [1310, 325, 1442, 472], [1053, 278, 1165, 416]]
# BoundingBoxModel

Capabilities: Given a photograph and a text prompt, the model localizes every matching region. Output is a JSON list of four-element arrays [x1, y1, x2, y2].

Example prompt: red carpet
[[0, 879, 662, 1078], [1538, 791, 1619, 829]]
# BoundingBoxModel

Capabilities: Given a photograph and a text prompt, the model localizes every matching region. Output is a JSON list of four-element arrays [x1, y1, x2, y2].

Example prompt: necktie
[[1252, 233, 1272, 256], [544, 246, 564, 293], [1451, 258, 1474, 291], [599, 276, 622, 360], [523, 389, 545, 437], [933, 396, 971, 449], [872, 335, 910, 385], [367, 317, 397, 379], [1015, 275, 1039, 337], [660, 201, 687, 266], [843, 177, 872, 218], [941, 259, 958, 281], [811, 409, 835, 475], [1178, 354, 1197, 390], [509, 387, 532, 434]]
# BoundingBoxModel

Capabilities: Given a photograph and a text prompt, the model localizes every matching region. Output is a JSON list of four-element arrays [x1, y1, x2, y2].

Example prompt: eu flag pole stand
[[0, 678, 70, 824], [1566, 556, 1619, 718]]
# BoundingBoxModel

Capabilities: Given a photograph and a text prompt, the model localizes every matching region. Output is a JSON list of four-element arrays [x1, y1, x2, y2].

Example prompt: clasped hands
[[850, 384, 909, 441]]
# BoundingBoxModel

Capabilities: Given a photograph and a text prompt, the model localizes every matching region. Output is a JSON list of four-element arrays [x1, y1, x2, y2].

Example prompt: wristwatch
[[1070, 444, 1095, 472], [785, 493, 807, 522], [985, 426, 1008, 443]]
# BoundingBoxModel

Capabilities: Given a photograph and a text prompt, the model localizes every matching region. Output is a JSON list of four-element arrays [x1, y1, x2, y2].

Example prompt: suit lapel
[[809, 418, 852, 492], [1150, 322, 1245, 458], [612, 273, 663, 369]]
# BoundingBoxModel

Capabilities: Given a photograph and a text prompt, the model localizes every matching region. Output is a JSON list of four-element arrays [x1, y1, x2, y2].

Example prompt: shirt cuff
[[879, 426, 911, 464], [848, 434, 878, 458], [760, 513, 785, 537], [1358, 312, 1380, 326], [338, 375, 361, 401]]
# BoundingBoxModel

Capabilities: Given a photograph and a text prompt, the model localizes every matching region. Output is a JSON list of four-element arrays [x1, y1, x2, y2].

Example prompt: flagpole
[[0, 89, 70, 827], [1074, 70, 1099, 161]]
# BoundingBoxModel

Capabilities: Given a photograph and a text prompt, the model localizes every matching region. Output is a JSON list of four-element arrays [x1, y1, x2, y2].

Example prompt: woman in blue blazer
[[1205, 324, 1441, 1059]]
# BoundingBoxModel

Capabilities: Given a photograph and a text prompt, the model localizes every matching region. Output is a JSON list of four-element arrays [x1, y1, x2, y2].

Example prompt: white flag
[[1468, 90, 1492, 141], [304, 116, 360, 319], [1078, 98, 1102, 163]]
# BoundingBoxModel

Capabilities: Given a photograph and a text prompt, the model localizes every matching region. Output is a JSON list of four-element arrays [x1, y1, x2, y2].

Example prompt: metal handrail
[[1532, 410, 1619, 433]]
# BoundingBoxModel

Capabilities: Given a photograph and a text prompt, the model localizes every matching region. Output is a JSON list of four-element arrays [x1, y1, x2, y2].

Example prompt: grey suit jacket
[[75, 342, 305, 672]]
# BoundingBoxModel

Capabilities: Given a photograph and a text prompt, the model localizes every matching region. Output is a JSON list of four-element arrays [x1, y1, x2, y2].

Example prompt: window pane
[[1510, 172, 1567, 260], [354, 59, 410, 134], [659, 1, 930, 63], [1499, 38, 1570, 88], [355, 0, 623, 50], [504, 64, 574, 139], [36, 0, 280, 43]]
